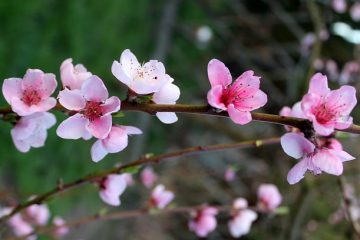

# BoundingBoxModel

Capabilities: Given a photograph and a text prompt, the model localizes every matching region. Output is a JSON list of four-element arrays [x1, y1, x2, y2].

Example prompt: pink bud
[[98, 174, 127, 206], [188, 206, 218, 237], [150, 184, 174, 209], [257, 184, 282, 211], [140, 167, 158, 188]]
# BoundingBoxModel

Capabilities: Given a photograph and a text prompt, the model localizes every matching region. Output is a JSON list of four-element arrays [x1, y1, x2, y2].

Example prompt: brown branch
[[0, 137, 279, 223]]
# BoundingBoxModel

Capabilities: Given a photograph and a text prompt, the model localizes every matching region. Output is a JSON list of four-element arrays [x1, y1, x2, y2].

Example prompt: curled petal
[[280, 133, 315, 159], [207, 59, 232, 88], [91, 140, 108, 162], [156, 112, 178, 124], [207, 85, 226, 110]]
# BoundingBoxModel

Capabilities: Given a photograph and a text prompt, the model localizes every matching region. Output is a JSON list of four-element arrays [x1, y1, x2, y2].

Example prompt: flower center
[[312, 103, 335, 124], [21, 89, 42, 106], [83, 101, 103, 121]]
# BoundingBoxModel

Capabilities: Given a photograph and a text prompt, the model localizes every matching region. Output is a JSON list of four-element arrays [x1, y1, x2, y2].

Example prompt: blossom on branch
[[189, 206, 218, 237], [228, 198, 257, 238], [98, 174, 127, 206], [281, 133, 355, 184], [24, 201, 50, 226], [301, 73, 357, 136], [140, 167, 158, 188], [11, 112, 56, 153], [2, 69, 57, 116], [60, 58, 92, 90], [52, 216, 69, 238], [91, 125, 142, 162], [257, 184, 282, 212], [57, 76, 120, 139], [149, 184, 174, 209], [207, 59, 267, 125], [112, 49, 169, 94]]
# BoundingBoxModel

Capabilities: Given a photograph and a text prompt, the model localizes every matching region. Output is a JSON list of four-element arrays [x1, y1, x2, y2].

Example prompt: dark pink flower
[[2, 69, 57, 116], [207, 59, 267, 125]]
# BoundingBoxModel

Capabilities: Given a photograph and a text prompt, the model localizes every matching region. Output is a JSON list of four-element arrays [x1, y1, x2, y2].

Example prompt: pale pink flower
[[351, 3, 360, 22], [152, 75, 180, 124], [52, 217, 69, 238], [98, 174, 127, 206], [24, 202, 50, 226], [332, 0, 347, 13], [301, 73, 357, 136], [339, 61, 360, 84], [224, 167, 236, 182], [91, 125, 142, 162], [228, 198, 257, 238], [207, 59, 267, 125], [281, 133, 355, 184], [11, 112, 56, 153], [111, 49, 169, 94], [7, 213, 35, 239], [257, 184, 282, 212], [188, 206, 218, 237], [140, 167, 158, 188], [150, 184, 174, 209], [60, 58, 92, 90], [2, 69, 57, 116], [57, 76, 120, 139]]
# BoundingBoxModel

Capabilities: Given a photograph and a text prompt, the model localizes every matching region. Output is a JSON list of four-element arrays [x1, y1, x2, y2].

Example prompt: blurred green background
[[1, 0, 360, 239]]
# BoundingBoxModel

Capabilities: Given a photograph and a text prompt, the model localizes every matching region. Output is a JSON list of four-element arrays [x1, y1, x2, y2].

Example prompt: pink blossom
[[140, 167, 158, 188], [57, 76, 120, 139], [301, 73, 357, 136], [339, 61, 360, 84], [257, 184, 282, 212], [150, 184, 174, 209], [91, 125, 142, 162], [52, 216, 69, 238], [98, 174, 127, 206], [332, 0, 347, 13], [11, 112, 56, 153], [152, 75, 180, 124], [60, 58, 92, 90], [189, 206, 218, 237], [2, 69, 57, 116], [224, 167, 236, 182], [111, 49, 169, 94], [24, 202, 50, 226], [228, 198, 257, 238], [351, 3, 360, 22], [281, 133, 355, 184], [7, 213, 35, 239], [207, 59, 267, 125]]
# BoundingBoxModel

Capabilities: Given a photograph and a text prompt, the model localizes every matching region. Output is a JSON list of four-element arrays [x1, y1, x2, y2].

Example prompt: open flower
[[149, 184, 174, 209], [57, 76, 120, 139], [111, 49, 169, 94], [207, 59, 267, 125], [60, 58, 92, 90], [7, 213, 35, 240], [98, 174, 127, 206], [228, 198, 257, 238], [140, 167, 158, 188], [91, 125, 142, 162], [2, 69, 57, 116], [301, 73, 357, 136], [24, 202, 50, 226], [52, 217, 69, 238], [11, 112, 56, 153], [281, 133, 355, 184], [189, 206, 218, 237], [152, 75, 180, 124], [257, 184, 282, 212]]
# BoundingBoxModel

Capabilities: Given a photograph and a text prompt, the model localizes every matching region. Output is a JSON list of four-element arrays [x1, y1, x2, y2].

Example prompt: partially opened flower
[[301, 73, 357, 136], [152, 75, 180, 124], [57, 76, 120, 139], [207, 59, 267, 125], [281, 133, 355, 184], [7, 213, 35, 240], [24, 202, 50, 226], [257, 184, 282, 212], [2, 69, 57, 116], [140, 167, 158, 188], [60, 58, 92, 90], [91, 125, 142, 162], [52, 217, 69, 238], [228, 198, 257, 238], [149, 184, 174, 209], [189, 206, 218, 237], [11, 112, 56, 153], [98, 174, 127, 206], [111, 49, 169, 94]]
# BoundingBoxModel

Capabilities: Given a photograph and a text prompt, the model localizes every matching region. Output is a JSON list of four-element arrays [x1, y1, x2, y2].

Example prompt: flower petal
[[58, 89, 86, 111], [86, 115, 112, 139], [122, 126, 142, 135], [227, 104, 252, 125], [152, 81, 180, 104], [233, 89, 267, 111], [100, 96, 121, 114], [111, 60, 133, 86], [280, 133, 315, 159], [308, 73, 330, 96], [156, 112, 178, 124], [325, 85, 357, 116], [207, 85, 226, 110], [2, 78, 22, 104], [81, 76, 108, 102], [40, 73, 57, 97], [56, 113, 88, 139], [287, 159, 308, 184], [313, 150, 343, 175], [22, 69, 44, 89], [120, 49, 141, 77], [102, 126, 128, 153], [91, 140, 108, 162], [207, 59, 232, 88], [312, 118, 335, 136]]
